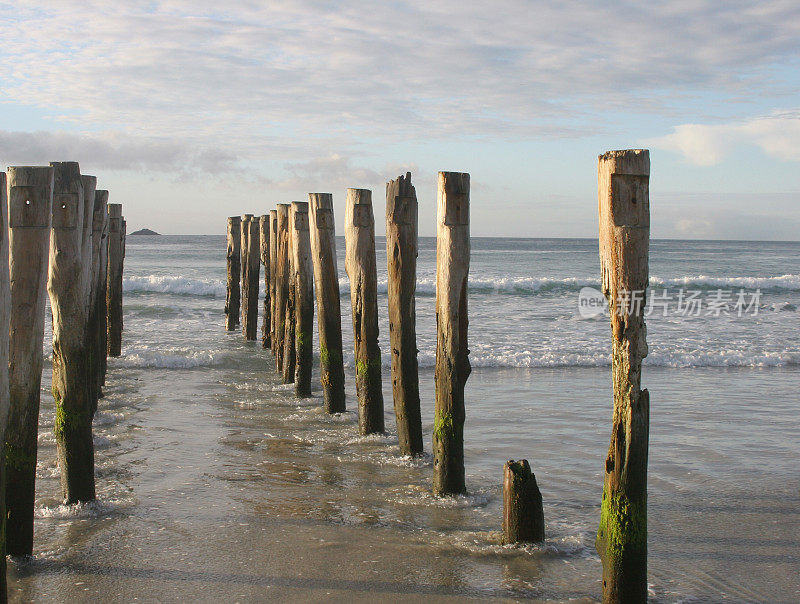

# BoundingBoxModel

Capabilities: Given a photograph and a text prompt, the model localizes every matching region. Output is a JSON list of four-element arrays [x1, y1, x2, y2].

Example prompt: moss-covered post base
[[596, 149, 650, 603]]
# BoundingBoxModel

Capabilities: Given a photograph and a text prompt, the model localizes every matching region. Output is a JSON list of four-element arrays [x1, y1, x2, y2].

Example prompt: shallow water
[[7, 236, 800, 602]]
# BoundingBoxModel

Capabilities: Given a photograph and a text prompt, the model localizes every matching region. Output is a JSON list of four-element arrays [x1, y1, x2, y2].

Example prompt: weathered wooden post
[[240, 214, 249, 334], [282, 204, 297, 384], [596, 149, 650, 603], [344, 188, 384, 435], [289, 202, 313, 397], [120, 218, 126, 336], [225, 216, 241, 330], [241, 214, 260, 341], [273, 204, 290, 373], [98, 204, 110, 393], [106, 203, 124, 357], [4, 166, 52, 558], [502, 459, 545, 544], [49, 161, 95, 503], [433, 171, 471, 496], [0, 173, 14, 593], [308, 193, 346, 413], [89, 190, 108, 414], [259, 215, 271, 349], [386, 172, 423, 455], [268, 210, 278, 355]]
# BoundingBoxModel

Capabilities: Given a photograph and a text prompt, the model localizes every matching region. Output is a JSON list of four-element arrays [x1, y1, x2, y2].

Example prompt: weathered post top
[[50, 162, 84, 231], [80, 176, 96, 230], [108, 203, 123, 229], [7, 166, 54, 229], [228, 215, 242, 225]]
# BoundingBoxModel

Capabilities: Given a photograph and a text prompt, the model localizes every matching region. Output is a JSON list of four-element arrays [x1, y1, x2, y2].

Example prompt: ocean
[[8, 236, 800, 602]]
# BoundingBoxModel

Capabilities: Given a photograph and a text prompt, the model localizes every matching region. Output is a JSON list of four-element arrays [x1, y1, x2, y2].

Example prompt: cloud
[[1, 0, 799, 154], [647, 111, 800, 165], [0, 129, 239, 175]]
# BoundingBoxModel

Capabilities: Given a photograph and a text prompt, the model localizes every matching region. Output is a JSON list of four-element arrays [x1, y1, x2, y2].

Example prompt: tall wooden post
[[98, 203, 110, 392], [120, 218, 126, 336], [345, 188, 384, 435], [289, 202, 313, 397], [386, 172, 423, 455], [502, 459, 545, 544], [89, 190, 108, 414], [5, 166, 53, 557], [0, 173, 14, 593], [241, 214, 260, 341], [273, 204, 290, 373], [282, 205, 297, 384], [259, 215, 271, 349], [596, 149, 650, 604], [49, 161, 95, 503], [225, 216, 241, 330], [268, 210, 278, 356], [433, 171, 470, 496], [308, 193, 346, 413], [106, 203, 124, 357]]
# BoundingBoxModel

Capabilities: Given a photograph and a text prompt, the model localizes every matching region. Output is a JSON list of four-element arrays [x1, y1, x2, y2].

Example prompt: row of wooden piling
[[226, 172, 472, 496], [226, 152, 651, 603], [0, 162, 126, 599]]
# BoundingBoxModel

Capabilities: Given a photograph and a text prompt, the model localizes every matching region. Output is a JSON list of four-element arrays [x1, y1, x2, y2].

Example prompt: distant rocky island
[[130, 228, 160, 236]]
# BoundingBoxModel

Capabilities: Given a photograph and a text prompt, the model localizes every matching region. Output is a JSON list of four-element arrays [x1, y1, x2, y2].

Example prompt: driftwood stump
[[0, 173, 13, 591], [106, 203, 123, 357], [308, 193, 346, 413], [225, 216, 241, 330], [268, 210, 278, 356], [5, 166, 53, 557], [88, 190, 109, 414], [502, 459, 545, 544], [433, 172, 471, 496], [259, 214, 271, 349], [386, 172, 422, 455], [49, 161, 95, 503], [345, 188, 384, 435], [290, 202, 313, 397], [274, 204, 290, 374], [596, 149, 650, 604]]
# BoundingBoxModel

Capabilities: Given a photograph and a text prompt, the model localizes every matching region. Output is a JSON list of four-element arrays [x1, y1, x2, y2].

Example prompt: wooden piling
[[268, 210, 278, 355], [4, 166, 53, 557], [225, 216, 242, 330], [282, 205, 297, 384], [595, 149, 650, 603], [0, 174, 9, 600], [502, 459, 545, 544], [344, 188, 384, 435], [80, 176, 96, 315], [273, 204, 290, 373], [89, 190, 109, 414], [289, 202, 313, 397], [49, 161, 95, 503], [98, 203, 110, 393], [259, 215, 271, 349], [433, 171, 471, 496], [240, 215, 249, 333], [308, 193, 346, 413], [106, 203, 124, 357], [386, 172, 423, 455], [241, 214, 260, 341]]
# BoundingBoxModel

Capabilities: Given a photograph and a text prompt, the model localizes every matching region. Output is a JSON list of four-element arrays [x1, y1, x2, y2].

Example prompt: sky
[[1, 1, 799, 239]]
